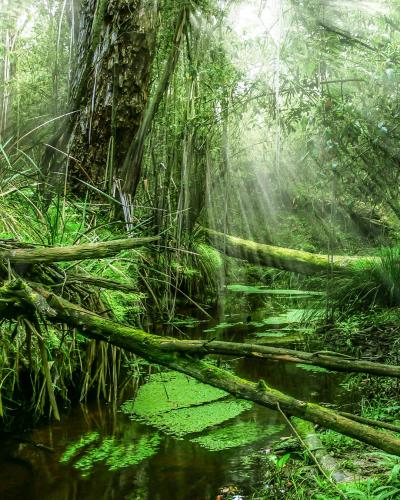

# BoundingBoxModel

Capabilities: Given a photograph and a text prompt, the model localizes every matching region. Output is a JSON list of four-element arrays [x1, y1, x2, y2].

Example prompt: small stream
[[0, 287, 349, 500]]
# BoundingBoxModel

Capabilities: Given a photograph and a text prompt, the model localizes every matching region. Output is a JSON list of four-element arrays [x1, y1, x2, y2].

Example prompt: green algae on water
[[255, 331, 288, 338], [60, 433, 161, 477], [60, 431, 100, 463], [121, 370, 253, 437], [190, 422, 285, 451], [295, 363, 331, 373], [121, 371, 228, 416], [133, 399, 253, 438]]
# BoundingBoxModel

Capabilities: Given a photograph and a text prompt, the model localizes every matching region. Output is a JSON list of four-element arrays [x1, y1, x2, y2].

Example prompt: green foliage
[[329, 248, 400, 311]]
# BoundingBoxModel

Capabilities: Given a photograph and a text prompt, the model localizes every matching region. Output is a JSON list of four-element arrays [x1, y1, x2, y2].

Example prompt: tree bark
[[61, 0, 157, 193], [121, 5, 188, 198]]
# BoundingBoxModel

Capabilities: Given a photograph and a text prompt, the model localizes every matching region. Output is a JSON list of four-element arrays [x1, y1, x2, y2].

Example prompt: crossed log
[[1, 236, 400, 456]]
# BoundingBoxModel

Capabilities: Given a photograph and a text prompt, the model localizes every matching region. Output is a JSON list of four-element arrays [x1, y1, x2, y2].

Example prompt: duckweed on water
[[190, 422, 285, 451], [255, 331, 288, 338], [133, 399, 253, 438], [121, 371, 253, 437], [60, 431, 100, 463], [106, 434, 161, 471], [121, 371, 227, 416], [61, 433, 161, 477], [295, 363, 331, 373], [74, 437, 115, 474]]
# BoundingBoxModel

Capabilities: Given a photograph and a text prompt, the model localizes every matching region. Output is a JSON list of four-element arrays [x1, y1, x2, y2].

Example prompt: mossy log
[[291, 418, 353, 483], [154, 339, 400, 378], [206, 228, 376, 274], [0, 236, 159, 264], [4, 283, 397, 456]]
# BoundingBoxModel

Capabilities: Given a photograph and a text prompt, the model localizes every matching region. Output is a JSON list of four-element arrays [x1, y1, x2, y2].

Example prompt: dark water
[[0, 293, 346, 500]]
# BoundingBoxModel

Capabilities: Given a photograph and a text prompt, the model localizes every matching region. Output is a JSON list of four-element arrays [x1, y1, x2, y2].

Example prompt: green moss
[[191, 422, 285, 451], [291, 417, 314, 436]]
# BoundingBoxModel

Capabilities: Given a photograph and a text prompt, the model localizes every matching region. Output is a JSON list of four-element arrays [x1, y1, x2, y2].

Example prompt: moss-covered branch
[[291, 417, 353, 483], [0, 236, 159, 264], [206, 228, 376, 274], [155, 339, 400, 378]]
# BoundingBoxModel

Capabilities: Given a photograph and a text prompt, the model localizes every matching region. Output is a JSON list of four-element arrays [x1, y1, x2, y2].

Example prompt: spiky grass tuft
[[328, 247, 400, 312]]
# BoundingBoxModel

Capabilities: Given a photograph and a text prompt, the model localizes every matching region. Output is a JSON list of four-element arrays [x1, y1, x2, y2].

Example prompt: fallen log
[[3, 280, 400, 378], [4, 282, 398, 456], [291, 417, 353, 483], [154, 339, 400, 378], [206, 228, 376, 275], [0, 236, 159, 264], [8, 280, 400, 378]]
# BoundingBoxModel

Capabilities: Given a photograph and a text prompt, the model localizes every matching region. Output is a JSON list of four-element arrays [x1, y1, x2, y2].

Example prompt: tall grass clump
[[328, 247, 400, 313]]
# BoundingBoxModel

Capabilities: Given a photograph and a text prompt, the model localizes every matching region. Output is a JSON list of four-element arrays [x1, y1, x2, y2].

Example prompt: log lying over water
[[3, 281, 398, 456], [206, 228, 376, 274], [0, 236, 159, 264], [7, 279, 399, 378], [155, 339, 400, 378]]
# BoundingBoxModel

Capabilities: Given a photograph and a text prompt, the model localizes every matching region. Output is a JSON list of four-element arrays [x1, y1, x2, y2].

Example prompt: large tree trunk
[[63, 0, 157, 194]]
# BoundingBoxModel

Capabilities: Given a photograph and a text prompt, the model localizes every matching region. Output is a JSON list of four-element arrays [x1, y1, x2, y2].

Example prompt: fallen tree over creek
[[1, 237, 400, 457]]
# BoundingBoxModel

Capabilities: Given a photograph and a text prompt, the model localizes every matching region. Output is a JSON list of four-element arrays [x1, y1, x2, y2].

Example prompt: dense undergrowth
[[0, 150, 224, 427]]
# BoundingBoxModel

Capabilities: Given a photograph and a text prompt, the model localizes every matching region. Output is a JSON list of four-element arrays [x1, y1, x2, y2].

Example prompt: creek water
[[0, 288, 348, 500]]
